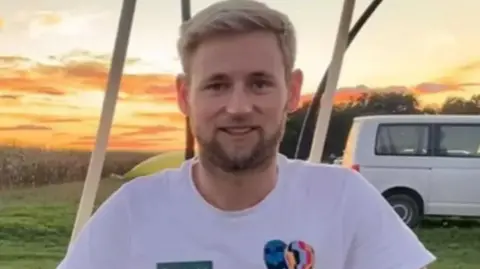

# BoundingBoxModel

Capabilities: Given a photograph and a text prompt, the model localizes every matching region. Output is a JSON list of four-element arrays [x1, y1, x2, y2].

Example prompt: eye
[[251, 79, 273, 93], [205, 82, 228, 92]]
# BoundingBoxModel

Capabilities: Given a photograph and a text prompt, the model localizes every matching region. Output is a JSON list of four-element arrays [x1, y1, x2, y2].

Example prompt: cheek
[[259, 104, 286, 130], [188, 94, 219, 118], [256, 95, 288, 117], [188, 102, 219, 135]]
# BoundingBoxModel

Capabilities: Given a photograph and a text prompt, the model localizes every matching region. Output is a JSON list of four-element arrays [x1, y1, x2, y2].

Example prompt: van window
[[375, 124, 430, 156], [435, 124, 480, 158]]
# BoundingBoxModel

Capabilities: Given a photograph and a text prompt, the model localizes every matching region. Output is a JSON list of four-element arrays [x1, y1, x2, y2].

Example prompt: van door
[[427, 124, 480, 217], [360, 123, 432, 197]]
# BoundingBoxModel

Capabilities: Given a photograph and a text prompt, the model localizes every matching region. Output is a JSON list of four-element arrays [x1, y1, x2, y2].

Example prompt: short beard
[[196, 125, 283, 175]]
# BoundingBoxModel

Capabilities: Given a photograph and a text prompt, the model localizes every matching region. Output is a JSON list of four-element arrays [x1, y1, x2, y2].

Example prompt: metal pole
[[308, 0, 355, 162], [181, 0, 191, 21], [181, 0, 195, 160], [69, 0, 137, 244], [295, 0, 383, 159]]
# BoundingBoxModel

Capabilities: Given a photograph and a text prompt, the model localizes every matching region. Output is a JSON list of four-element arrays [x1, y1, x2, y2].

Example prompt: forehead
[[190, 32, 285, 80]]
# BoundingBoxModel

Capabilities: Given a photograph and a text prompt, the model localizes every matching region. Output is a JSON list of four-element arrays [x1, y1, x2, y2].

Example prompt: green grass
[[0, 181, 479, 269], [0, 180, 123, 269]]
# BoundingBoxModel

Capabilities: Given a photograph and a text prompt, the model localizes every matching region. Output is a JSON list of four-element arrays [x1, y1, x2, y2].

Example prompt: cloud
[[458, 61, 480, 73], [134, 111, 186, 123], [0, 17, 4, 30], [300, 59, 480, 106], [0, 56, 31, 66], [0, 94, 19, 100], [414, 83, 452, 93], [24, 86, 66, 96], [0, 94, 22, 107], [35, 12, 63, 26], [437, 60, 480, 85], [0, 50, 479, 151], [0, 51, 177, 101], [38, 118, 83, 123], [0, 51, 183, 150], [20, 11, 108, 38], [4, 112, 90, 124], [117, 125, 182, 138], [0, 124, 52, 131]]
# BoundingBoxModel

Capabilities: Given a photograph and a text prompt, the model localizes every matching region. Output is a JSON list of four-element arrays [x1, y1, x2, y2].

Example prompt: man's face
[[177, 32, 302, 173]]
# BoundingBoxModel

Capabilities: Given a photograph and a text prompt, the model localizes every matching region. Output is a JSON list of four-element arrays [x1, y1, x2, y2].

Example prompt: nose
[[225, 84, 253, 114]]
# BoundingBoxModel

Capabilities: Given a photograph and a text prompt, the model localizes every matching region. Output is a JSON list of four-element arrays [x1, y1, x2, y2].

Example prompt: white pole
[[308, 0, 355, 162], [69, 0, 137, 244]]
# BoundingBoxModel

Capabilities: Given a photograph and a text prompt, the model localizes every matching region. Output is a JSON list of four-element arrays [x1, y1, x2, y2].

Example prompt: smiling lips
[[218, 126, 258, 136]]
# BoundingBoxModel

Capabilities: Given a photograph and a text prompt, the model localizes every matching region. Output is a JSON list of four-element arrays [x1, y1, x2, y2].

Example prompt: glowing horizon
[[1, 0, 479, 151]]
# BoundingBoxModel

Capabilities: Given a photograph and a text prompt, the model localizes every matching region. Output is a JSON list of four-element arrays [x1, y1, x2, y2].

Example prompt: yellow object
[[123, 151, 187, 180]]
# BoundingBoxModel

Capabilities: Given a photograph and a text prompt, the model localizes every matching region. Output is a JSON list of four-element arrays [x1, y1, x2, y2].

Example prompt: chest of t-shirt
[[128, 210, 348, 269]]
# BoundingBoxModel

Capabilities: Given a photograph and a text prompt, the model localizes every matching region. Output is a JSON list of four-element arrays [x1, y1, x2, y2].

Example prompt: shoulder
[[284, 158, 356, 180], [283, 160, 436, 269], [121, 167, 182, 193], [57, 167, 189, 269], [119, 163, 189, 205], [281, 157, 387, 216], [282, 157, 365, 196]]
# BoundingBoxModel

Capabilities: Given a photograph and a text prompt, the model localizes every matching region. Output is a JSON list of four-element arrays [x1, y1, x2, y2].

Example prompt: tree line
[[279, 92, 480, 161]]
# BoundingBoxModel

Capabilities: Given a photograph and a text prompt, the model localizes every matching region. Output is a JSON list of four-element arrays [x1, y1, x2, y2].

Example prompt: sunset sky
[[1, 0, 479, 151]]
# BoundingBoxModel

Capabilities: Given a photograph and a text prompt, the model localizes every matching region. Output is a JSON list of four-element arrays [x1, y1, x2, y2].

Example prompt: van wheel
[[385, 193, 421, 228]]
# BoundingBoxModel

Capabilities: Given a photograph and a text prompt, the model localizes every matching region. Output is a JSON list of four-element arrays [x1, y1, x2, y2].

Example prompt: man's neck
[[192, 158, 278, 212]]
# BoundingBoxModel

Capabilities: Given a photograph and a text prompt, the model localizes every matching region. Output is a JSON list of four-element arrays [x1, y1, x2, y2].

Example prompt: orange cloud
[[0, 51, 478, 151], [0, 51, 181, 150], [0, 17, 4, 30], [0, 94, 18, 99], [0, 52, 176, 100], [300, 59, 480, 106], [437, 60, 480, 85], [5, 112, 88, 124], [118, 125, 181, 136], [134, 111, 186, 124], [0, 124, 52, 131], [300, 81, 479, 107]]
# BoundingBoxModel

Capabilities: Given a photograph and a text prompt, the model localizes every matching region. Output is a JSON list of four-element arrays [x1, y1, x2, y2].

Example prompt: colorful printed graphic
[[264, 240, 315, 269], [264, 240, 289, 269]]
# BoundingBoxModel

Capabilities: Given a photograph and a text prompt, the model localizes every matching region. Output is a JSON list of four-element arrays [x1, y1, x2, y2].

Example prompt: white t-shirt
[[58, 154, 436, 269]]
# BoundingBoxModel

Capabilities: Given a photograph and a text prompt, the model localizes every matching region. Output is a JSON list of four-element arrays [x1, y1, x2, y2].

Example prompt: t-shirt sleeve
[[56, 183, 133, 269], [343, 170, 436, 269]]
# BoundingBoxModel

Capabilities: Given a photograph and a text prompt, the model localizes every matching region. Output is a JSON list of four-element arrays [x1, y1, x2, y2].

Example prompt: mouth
[[218, 126, 258, 136]]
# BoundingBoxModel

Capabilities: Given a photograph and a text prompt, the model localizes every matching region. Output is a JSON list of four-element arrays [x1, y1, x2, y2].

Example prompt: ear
[[176, 73, 189, 116], [286, 68, 303, 113]]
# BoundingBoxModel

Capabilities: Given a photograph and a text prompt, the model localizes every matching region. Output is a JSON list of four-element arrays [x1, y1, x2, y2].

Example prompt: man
[[58, 1, 436, 268]]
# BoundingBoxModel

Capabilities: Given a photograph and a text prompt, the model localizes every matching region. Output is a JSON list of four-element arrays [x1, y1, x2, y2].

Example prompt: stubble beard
[[196, 123, 284, 175]]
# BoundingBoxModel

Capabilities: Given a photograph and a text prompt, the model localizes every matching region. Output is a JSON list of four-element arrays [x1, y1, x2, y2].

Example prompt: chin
[[224, 149, 254, 161]]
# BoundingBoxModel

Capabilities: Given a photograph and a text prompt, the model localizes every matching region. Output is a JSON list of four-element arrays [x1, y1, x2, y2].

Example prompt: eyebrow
[[250, 71, 275, 80], [205, 73, 229, 82], [201, 71, 275, 84], [197, 73, 228, 87]]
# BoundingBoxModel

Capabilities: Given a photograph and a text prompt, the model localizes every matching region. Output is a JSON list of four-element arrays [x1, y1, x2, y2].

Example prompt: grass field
[[0, 146, 479, 269], [1, 180, 479, 269], [0, 180, 123, 269]]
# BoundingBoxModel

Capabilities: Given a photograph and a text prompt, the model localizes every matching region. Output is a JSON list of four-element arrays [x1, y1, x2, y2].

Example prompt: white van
[[341, 114, 480, 227]]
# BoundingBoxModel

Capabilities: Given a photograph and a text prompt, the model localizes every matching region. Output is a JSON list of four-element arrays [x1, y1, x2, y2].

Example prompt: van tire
[[385, 193, 422, 228]]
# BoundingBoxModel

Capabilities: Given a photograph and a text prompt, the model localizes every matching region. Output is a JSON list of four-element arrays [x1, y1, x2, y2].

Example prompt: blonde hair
[[177, 0, 296, 75]]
